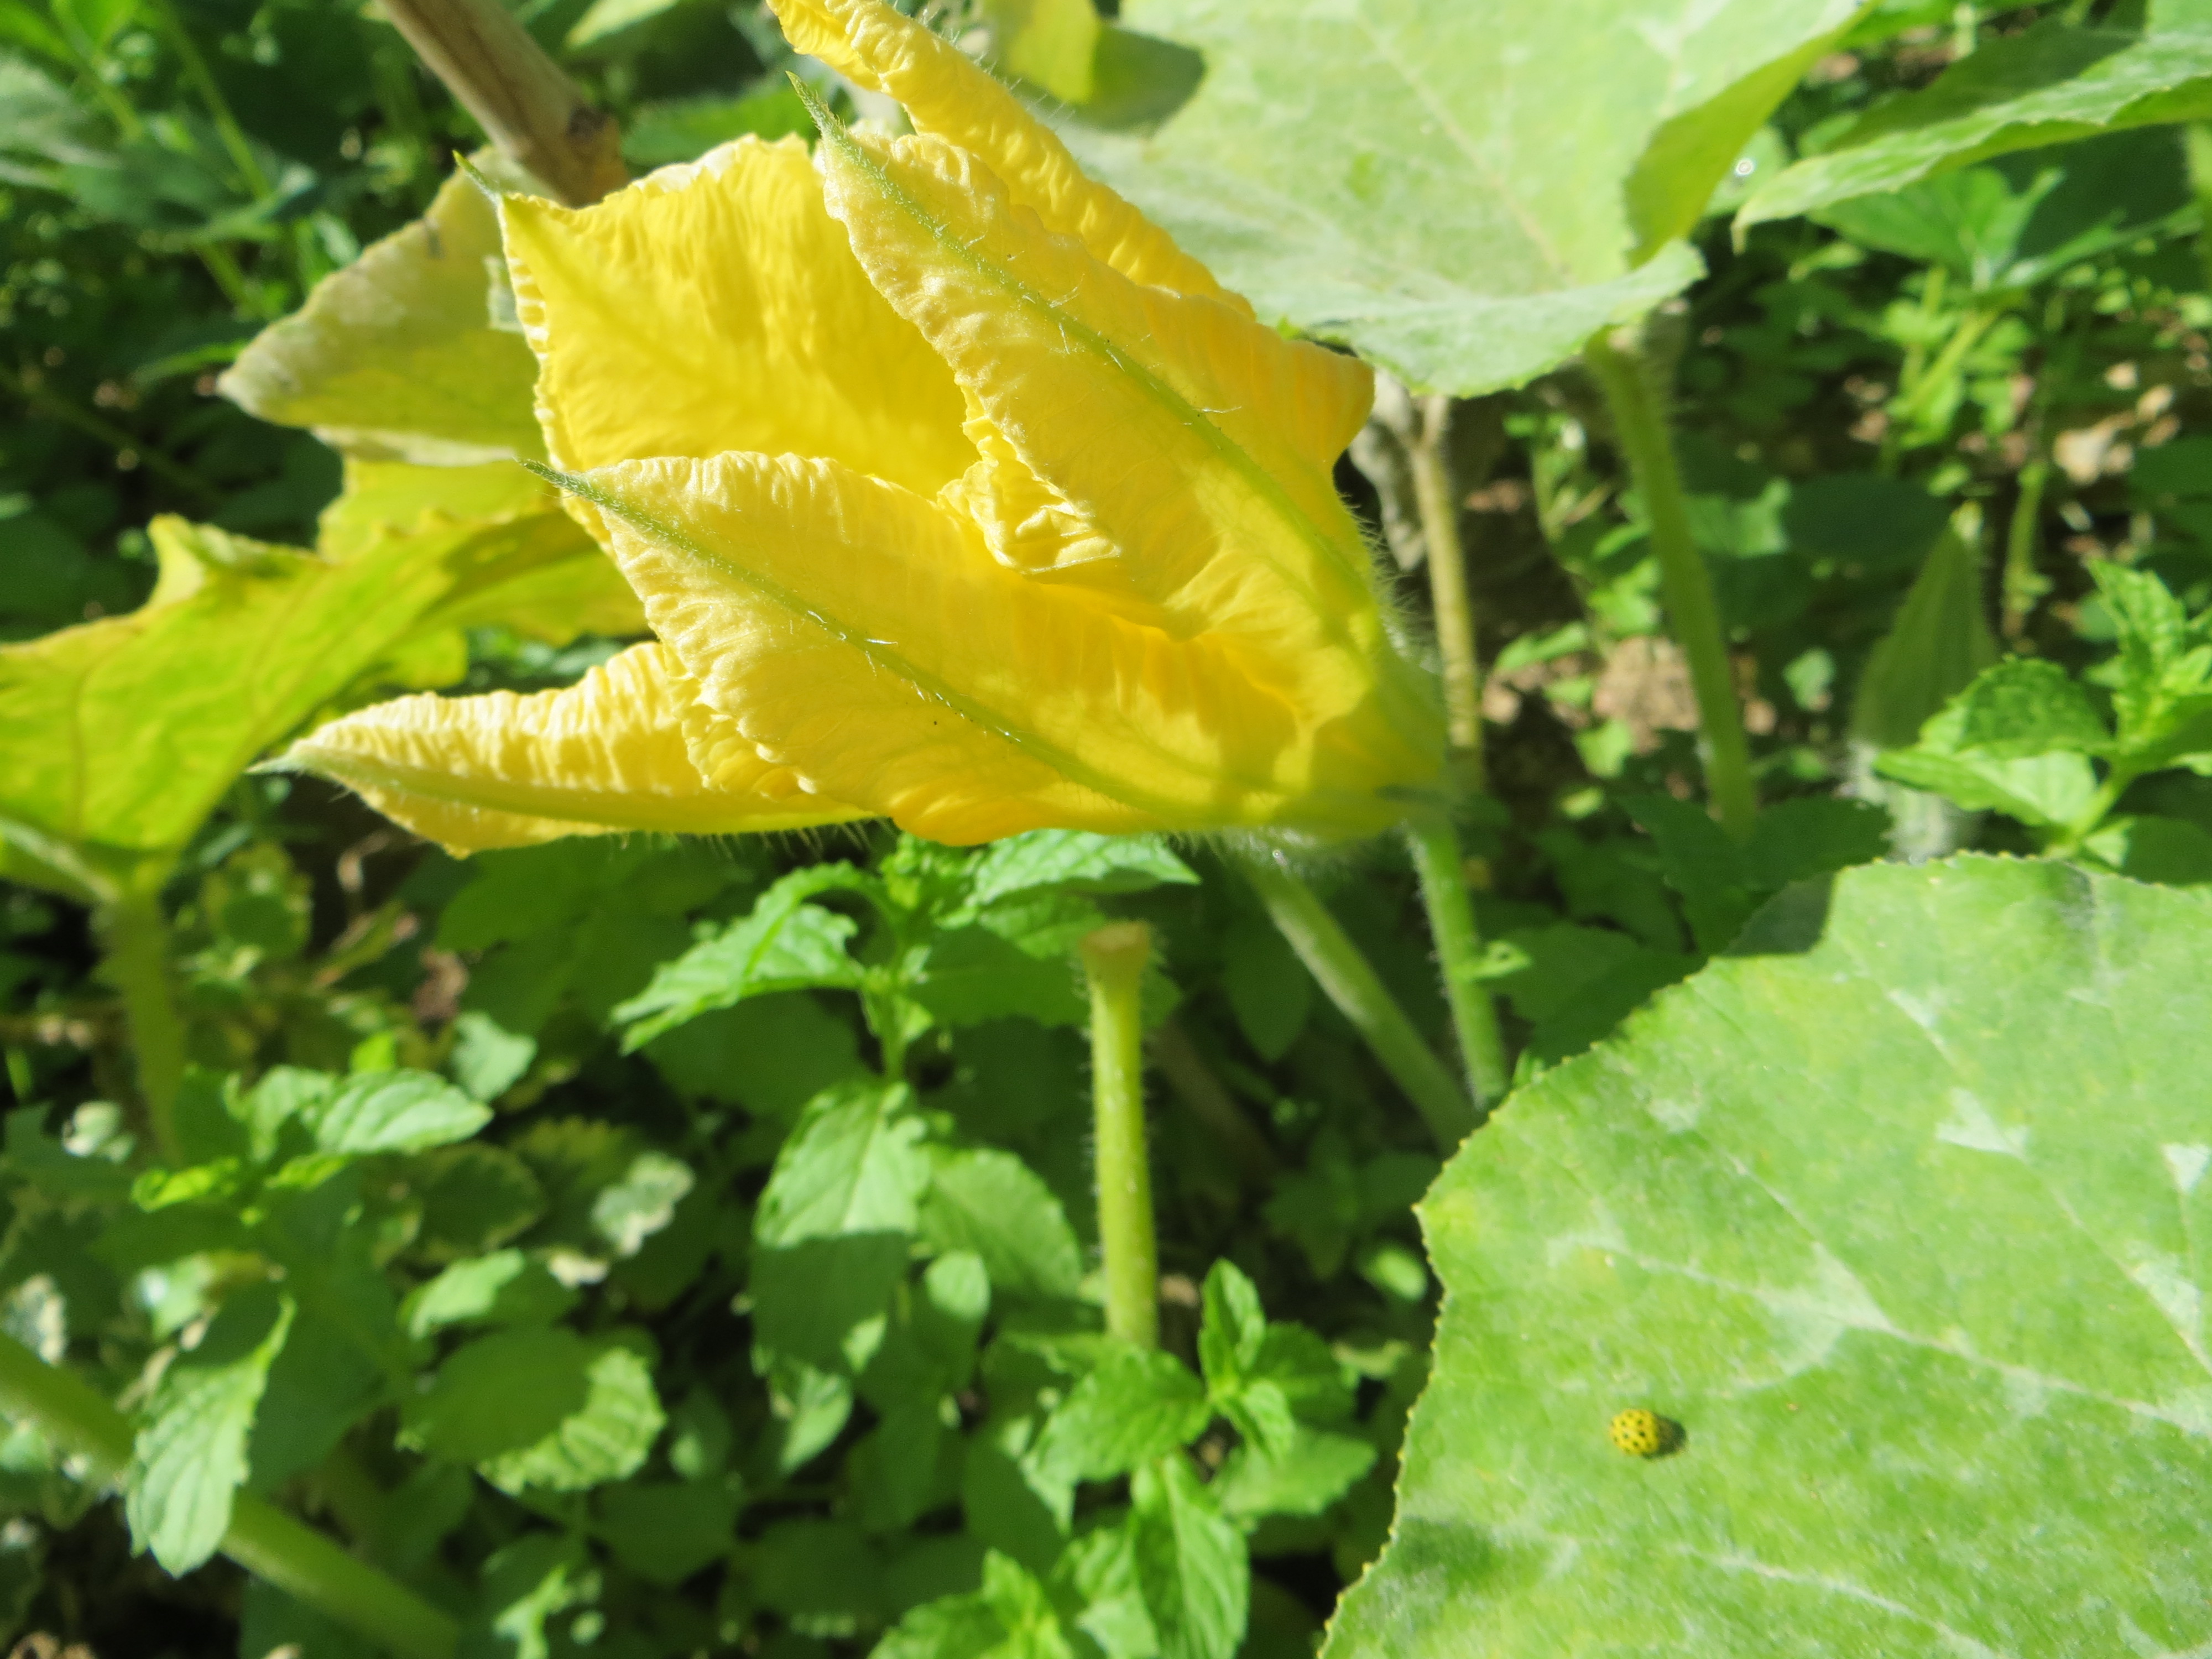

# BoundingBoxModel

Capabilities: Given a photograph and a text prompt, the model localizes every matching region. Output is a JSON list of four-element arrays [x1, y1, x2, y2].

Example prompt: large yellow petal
[[502, 134, 972, 497], [768, 0, 1235, 307], [556, 452, 1433, 845], [811, 119, 1433, 771], [279, 642, 864, 854]]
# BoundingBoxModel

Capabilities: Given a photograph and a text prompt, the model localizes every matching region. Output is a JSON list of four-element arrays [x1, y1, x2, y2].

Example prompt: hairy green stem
[[2002, 455, 2051, 640], [1583, 328, 1759, 839], [95, 887, 185, 1166], [147, 0, 272, 197], [1405, 813, 1507, 1120], [1149, 1017, 1277, 1186], [1081, 924, 1159, 1349], [1405, 394, 1487, 781], [0, 1332, 457, 1659], [1243, 854, 1473, 1152]]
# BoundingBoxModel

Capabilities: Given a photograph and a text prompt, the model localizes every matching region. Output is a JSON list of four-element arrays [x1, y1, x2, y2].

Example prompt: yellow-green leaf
[[219, 161, 545, 465]]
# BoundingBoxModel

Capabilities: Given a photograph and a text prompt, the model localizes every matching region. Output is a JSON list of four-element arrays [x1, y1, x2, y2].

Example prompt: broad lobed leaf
[[1331, 857, 2212, 1657]]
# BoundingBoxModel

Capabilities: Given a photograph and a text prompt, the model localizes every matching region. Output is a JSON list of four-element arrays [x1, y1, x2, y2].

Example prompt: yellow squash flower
[[285, 0, 1442, 852]]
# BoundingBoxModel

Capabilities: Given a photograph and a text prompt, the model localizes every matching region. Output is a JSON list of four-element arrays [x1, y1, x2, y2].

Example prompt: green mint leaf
[[410, 1144, 548, 1264], [1129, 1457, 1247, 1659], [2094, 563, 2212, 769], [1213, 1424, 1376, 1521], [1220, 909, 1313, 1062], [1849, 520, 1999, 752], [404, 1326, 664, 1494], [616, 866, 873, 1048], [919, 1147, 1084, 1300], [588, 1149, 695, 1259], [244, 1305, 389, 1493], [596, 1479, 740, 1588], [1031, 1347, 1211, 1484], [1947, 659, 2114, 758], [755, 1083, 931, 1247], [401, 1249, 578, 1339], [125, 1284, 293, 1574], [966, 831, 1198, 907], [306, 1068, 490, 1156], [1196, 1260, 1266, 1392]]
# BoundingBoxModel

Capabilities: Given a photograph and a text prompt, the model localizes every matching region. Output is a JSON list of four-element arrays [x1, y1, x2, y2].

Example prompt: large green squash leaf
[[1740, 9, 2212, 228], [1330, 856, 2212, 1656], [0, 467, 634, 899], [319, 460, 643, 647], [1070, 0, 1860, 393], [0, 520, 457, 896], [218, 161, 545, 465]]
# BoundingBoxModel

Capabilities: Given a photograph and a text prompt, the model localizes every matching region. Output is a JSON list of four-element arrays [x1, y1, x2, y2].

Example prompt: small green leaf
[[244, 1306, 388, 1493], [1031, 1348, 1212, 1483], [408, 1326, 664, 1494], [446, 1010, 538, 1103], [1220, 910, 1312, 1062], [1213, 1425, 1376, 1521], [750, 1518, 888, 1625], [1879, 668, 2111, 832], [967, 831, 1197, 906], [1945, 658, 2114, 758], [401, 1249, 577, 1339], [126, 1285, 293, 1574], [400, 1324, 593, 1467], [597, 1479, 740, 1586], [907, 916, 1092, 1029], [1196, 1261, 1265, 1391], [1128, 1457, 1246, 1659], [411, 1143, 547, 1263], [219, 163, 545, 462], [919, 1147, 1084, 1300], [307, 1069, 490, 1156], [1741, 18, 2212, 228], [755, 1083, 931, 1248], [1849, 520, 1999, 752], [617, 867, 872, 1048], [2094, 563, 2212, 769], [1740, 797, 1894, 892], [588, 1149, 694, 1259]]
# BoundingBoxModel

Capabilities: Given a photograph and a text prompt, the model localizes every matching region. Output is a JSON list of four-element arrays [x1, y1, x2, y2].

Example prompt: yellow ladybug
[[1608, 1407, 1680, 1458]]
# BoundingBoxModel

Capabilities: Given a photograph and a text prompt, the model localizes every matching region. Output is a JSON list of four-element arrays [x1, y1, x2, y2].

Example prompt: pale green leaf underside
[[218, 160, 545, 464], [1071, 0, 1859, 394], [1740, 21, 2212, 226], [1329, 857, 2212, 1657]]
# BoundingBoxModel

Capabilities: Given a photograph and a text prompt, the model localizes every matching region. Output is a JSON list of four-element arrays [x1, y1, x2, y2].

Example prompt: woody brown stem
[[380, 0, 627, 206]]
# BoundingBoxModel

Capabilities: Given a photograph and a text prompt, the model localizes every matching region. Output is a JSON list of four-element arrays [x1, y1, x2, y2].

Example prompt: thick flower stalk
[[282, 0, 1441, 852]]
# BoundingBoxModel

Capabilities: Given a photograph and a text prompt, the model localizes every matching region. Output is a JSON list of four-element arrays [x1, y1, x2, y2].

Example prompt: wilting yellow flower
[[285, 0, 1441, 852]]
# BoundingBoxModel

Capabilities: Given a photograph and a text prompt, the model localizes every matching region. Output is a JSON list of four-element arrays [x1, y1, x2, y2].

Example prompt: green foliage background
[[5, 0, 2212, 1655]]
